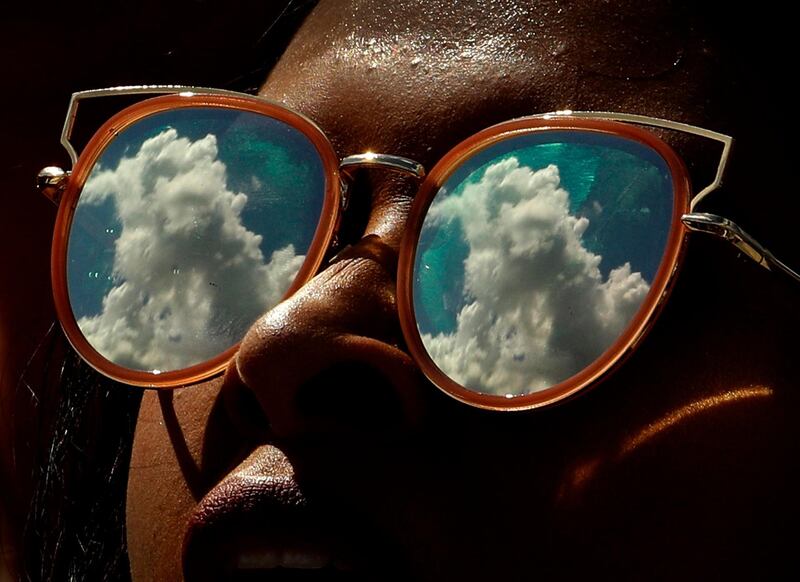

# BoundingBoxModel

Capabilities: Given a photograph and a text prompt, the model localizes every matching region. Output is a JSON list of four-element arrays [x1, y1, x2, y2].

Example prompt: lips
[[182, 444, 406, 581]]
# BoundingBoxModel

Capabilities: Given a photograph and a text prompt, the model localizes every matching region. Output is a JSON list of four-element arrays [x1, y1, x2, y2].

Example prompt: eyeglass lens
[[66, 107, 678, 395], [67, 107, 327, 373], [412, 130, 675, 397]]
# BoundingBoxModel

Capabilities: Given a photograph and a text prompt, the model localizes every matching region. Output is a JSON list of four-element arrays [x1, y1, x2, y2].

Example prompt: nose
[[233, 174, 427, 438]]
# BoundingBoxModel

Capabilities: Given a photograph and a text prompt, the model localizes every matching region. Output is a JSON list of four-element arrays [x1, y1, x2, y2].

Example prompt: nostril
[[295, 361, 405, 433]]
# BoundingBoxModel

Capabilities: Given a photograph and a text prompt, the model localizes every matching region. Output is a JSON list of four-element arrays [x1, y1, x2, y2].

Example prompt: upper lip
[[182, 444, 406, 581]]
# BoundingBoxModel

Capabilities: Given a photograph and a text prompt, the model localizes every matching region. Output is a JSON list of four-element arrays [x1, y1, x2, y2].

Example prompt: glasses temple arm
[[60, 85, 260, 166], [40, 85, 306, 204], [682, 213, 800, 285]]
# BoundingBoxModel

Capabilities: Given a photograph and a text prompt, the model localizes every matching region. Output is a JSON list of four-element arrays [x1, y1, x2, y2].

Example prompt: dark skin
[[128, 1, 800, 580], [2, 0, 798, 580]]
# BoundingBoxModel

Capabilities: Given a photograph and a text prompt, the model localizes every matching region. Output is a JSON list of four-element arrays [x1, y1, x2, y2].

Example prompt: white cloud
[[419, 157, 650, 396], [76, 128, 304, 372]]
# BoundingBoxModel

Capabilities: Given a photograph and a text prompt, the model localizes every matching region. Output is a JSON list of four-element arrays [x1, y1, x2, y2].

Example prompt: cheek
[[126, 380, 232, 581]]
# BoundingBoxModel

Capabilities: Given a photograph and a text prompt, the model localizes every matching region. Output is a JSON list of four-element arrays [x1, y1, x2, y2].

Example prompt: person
[[2, 0, 798, 580]]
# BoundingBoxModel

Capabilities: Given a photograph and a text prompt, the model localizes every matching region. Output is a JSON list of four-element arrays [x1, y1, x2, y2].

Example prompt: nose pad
[[233, 235, 427, 439]]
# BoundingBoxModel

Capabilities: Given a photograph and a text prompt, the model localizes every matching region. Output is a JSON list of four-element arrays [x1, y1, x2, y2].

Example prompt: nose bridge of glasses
[[339, 153, 426, 183]]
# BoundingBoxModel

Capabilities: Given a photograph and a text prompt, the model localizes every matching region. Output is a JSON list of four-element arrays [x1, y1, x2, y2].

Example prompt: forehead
[[260, 0, 719, 165]]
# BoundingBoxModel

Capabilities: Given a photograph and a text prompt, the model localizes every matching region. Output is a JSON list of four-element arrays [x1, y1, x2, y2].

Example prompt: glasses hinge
[[36, 166, 70, 206]]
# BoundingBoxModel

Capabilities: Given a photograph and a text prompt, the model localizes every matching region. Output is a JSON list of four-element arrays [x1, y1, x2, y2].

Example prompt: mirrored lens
[[413, 130, 674, 397], [67, 107, 327, 373]]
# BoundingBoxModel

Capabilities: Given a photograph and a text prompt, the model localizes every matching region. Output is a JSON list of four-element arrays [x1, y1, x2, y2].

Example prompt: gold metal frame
[[39, 86, 797, 407], [50, 90, 342, 388], [397, 116, 691, 410]]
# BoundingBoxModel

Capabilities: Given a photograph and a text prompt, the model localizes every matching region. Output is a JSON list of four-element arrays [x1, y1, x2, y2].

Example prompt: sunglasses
[[37, 86, 799, 411]]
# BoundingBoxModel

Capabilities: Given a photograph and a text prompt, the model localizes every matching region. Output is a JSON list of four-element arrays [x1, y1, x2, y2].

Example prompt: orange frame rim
[[397, 116, 691, 411], [52, 93, 342, 389]]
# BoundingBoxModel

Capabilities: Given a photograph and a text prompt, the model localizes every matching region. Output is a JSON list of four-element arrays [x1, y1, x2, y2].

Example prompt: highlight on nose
[[234, 236, 426, 438]]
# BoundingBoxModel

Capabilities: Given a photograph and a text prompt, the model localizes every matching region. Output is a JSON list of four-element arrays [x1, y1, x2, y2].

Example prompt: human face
[[101, 0, 800, 580]]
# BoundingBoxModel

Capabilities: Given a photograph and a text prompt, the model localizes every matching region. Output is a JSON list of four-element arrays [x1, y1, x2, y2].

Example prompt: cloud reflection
[[77, 129, 303, 372], [420, 158, 650, 395]]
